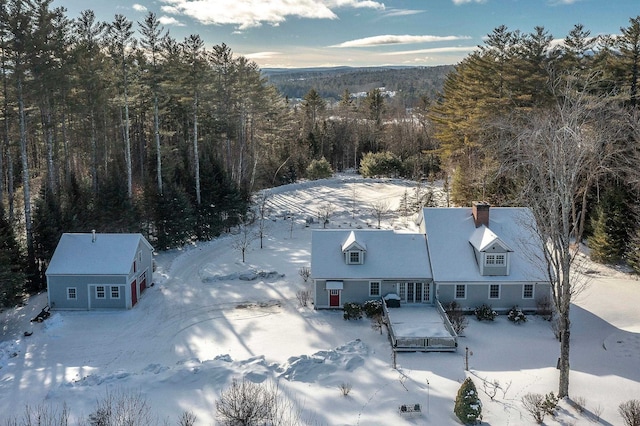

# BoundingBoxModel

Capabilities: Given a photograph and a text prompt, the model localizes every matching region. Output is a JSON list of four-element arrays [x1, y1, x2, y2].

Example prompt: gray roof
[[311, 229, 431, 280], [421, 207, 546, 283], [46, 233, 153, 276]]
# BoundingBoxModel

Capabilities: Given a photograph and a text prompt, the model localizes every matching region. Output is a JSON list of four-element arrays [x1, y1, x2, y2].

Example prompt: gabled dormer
[[342, 231, 366, 265], [469, 225, 513, 276]]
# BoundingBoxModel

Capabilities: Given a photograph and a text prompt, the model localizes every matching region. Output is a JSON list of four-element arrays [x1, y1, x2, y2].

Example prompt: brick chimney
[[472, 202, 490, 228]]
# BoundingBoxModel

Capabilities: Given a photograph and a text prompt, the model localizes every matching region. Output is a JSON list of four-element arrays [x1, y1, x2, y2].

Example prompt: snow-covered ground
[[1, 174, 639, 425]]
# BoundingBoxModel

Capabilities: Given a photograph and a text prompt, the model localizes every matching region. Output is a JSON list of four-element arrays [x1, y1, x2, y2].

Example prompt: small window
[[348, 251, 361, 264], [455, 284, 466, 299], [523, 284, 534, 299], [369, 281, 380, 297], [133, 260, 137, 273], [485, 254, 495, 265], [96, 285, 105, 299], [67, 287, 77, 300], [495, 254, 505, 265], [489, 284, 500, 299], [329, 289, 339, 296], [111, 286, 120, 299]]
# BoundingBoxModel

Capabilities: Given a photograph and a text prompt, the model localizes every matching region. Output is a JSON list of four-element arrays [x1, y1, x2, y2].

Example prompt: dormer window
[[347, 250, 363, 265], [485, 254, 506, 266], [342, 231, 366, 265]]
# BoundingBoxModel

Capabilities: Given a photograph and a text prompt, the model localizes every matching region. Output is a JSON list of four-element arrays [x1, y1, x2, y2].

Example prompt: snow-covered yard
[[1, 175, 640, 425]]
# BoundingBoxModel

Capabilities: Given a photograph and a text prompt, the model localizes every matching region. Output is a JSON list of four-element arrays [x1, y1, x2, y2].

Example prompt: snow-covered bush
[[363, 300, 382, 318], [343, 302, 363, 320], [507, 306, 527, 324], [454, 377, 482, 424], [474, 304, 497, 321]]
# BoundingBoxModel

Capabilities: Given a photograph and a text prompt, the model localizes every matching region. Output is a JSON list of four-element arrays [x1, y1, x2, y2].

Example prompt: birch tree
[[107, 14, 134, 199], [495, 76, 630, 398]]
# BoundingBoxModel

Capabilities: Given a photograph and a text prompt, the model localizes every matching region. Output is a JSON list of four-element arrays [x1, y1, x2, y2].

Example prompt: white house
[[46, 232, 154, 310], [311, 203, 551, 311]]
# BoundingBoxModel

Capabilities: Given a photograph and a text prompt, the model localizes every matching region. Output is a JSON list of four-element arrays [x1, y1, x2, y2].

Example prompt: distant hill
[[262, 65, 454, 105]]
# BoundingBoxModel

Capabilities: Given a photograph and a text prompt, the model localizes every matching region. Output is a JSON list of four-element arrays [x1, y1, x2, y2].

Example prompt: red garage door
[[131, 280, 137, 306], [139, 271, 147, 293]]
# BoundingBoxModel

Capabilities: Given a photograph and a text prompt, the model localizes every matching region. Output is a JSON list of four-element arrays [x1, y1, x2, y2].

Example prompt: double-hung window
[[369, 281, 380, 297], [523, 284, 534, 299], [455, 284, 466, 299], [489, 284, 500, 299], [67, 287, 77, 300], [96, 285, 105, 299], [111, 286, 120, 299]]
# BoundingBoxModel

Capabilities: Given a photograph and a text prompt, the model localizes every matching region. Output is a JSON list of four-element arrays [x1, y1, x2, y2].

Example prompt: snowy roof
[[341, 230, 367, 252], [46, 233, 153, 276], [469, 225, 513, 252], [421, 207, 546, 283], [311, 229, 431, 280]]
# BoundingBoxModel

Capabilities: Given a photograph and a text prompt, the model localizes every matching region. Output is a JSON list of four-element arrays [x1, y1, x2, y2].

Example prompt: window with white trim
[[495, 254, 505, 265], [347, 251, 362, 264], [455, 284, 466, 299], [369, 281, 380, 297], [96, 285, 105, 299], [489, 284, 500, 299], [523, 284, 534, 299], [111, 286, 120, 299], [67, 287, 77, 300]]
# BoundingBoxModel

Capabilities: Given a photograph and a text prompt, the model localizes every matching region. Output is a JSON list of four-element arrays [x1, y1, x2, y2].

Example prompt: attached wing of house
[[311, 229, 432, 308]]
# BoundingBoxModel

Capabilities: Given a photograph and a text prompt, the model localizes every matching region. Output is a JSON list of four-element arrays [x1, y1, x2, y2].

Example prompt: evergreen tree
[[0, 203, 25, 307], [588, 187, 633, 264], [454, 377, 482, 425], [149, 182, 195, 250], [32, 186, 63, 274], [626, 227, 640, 274]]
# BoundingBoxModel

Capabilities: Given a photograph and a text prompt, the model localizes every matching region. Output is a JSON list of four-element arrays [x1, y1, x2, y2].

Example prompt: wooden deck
[[383, 299, 457, 352]]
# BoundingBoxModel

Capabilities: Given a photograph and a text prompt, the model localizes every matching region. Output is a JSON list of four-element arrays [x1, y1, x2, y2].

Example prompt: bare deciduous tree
[[216, 378, 304, 426], [495, 75, 631, 398], [370, 200, 390, 228], [317, 202, 334, 228], [255, 191, 271, 249], [232, 212, 256, 263]]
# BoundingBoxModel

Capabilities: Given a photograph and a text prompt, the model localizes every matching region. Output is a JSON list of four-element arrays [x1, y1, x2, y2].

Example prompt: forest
[[0, 0, 639, 313]]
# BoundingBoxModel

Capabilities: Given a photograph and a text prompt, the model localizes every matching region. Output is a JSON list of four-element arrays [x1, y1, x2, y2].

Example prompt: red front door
[[131, 280, 137, 306], [329, 289, 340, 307]]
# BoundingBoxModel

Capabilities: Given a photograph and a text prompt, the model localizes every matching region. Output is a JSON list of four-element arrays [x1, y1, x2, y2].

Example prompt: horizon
[[54, 0, 639, 69]]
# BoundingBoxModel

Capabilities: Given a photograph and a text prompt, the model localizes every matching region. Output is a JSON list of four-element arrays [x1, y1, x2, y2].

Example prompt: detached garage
[[46, 232, 154, 310]]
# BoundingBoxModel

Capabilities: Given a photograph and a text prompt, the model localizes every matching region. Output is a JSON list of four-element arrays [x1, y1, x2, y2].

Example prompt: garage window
[[96, 285, 105, 299], [67, 287, 77, 300], [111, 286, 120, 299]]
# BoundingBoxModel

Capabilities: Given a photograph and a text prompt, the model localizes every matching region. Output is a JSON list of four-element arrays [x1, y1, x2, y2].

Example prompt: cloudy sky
[[55, 0, 639, 69]]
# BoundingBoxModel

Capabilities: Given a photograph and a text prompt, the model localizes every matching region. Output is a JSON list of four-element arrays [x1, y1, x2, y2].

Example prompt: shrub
[[306, 157, 333, 180], [363, 300, 383, 318], [338, 382, 352, 396], [507, 306, 527, 324], [474, 304, 497, 321], [522, 393, 545, 424], [444, 301, 468, 335], [298, 266, 311, 282], [542, 391, 559, 416], [619, 399, 640, 426], [296, 290, 310, 307], [454, 378, 482, 424], [359, 151, 403, 178], [343, 302, 363, 320]]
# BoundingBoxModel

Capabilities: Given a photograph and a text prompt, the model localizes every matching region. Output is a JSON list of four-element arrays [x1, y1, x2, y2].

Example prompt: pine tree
[[626, 227, 640, 274], [454, 377, 482, 425], [0, 203, 25, 307]]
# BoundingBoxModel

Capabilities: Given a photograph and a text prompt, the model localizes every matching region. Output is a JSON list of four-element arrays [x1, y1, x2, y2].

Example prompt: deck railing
[[382, 297, 457, 352]]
